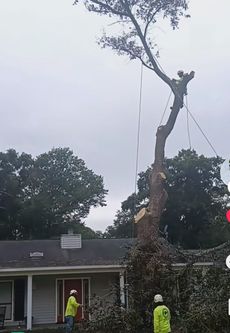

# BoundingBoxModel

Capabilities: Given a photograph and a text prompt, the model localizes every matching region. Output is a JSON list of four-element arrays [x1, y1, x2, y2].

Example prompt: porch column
[[119, 272, 125, 305], [27, 274, 33, 330], [125, 282, 129, 309]]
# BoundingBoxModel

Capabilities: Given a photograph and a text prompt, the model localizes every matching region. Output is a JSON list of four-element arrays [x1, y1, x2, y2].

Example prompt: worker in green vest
[[65, 289, 82, 333], [153, 294, 171, 333]]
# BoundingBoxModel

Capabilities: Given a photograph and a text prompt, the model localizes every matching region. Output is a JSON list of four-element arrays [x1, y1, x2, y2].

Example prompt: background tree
[[105, 168, 149, 239], [0, 148, 107, 240], [74, 0, 194, 239], [105, 149, 228, 249], [0, 149, 33, 239]]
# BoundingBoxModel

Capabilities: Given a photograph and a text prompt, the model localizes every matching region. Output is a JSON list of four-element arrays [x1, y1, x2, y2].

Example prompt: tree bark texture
[[137, 71, 195, 241]]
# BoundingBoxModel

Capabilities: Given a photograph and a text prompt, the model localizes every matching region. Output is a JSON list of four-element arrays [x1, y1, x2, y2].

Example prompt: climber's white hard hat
[[70, 289, 78, 295], [154, 294, 163, 303]]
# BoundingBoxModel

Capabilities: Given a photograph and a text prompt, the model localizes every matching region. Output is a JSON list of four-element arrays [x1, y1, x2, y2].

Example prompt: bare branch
[[122, 0, 173, 89], [75, 0, 128, 17], [108, 20, 127, 26], [130, 53, 155, 72], [165, 71, 195, 136], [140, 59, 155, 72]]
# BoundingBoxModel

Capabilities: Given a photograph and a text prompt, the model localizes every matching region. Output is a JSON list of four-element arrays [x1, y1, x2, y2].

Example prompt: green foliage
[[75, 0, 189, 64], [125, 241, 230, 333], [77, 296, 147, 333], [105, 169, 150, 238], [76, 239, 230, 332], [163, 150, 227, 248], [84, 241, 230, 333], [125, 241, 174, 328], [0, 149, 33, 239], [178, 267, 230, 332], [0, 148, 107, 240], [105, 149, 228, 249]]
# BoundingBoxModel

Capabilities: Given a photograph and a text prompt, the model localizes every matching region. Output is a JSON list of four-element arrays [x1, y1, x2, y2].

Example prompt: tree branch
[[153, 71, 195, 165], [140, 59, 155, 72], [144, 5, 163, 38], [164, 71, 195, 137], [133, 54, 155, 72], [75, 0, 128, 17], [122, 0, 173, 90], [112, 43, 155, 72]]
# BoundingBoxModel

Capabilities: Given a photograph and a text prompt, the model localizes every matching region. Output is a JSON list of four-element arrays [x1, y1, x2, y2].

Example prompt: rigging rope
[[151, 54, 219, 157], [134, 63, 143, 196], [185, 95, 192, 150], [159, 91, 172, 126], [183, 103, 218, 156], [132, 63, 144, 237], [132, 56, 219, 238]]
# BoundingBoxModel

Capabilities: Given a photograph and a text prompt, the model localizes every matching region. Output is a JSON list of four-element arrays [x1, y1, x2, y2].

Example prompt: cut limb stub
[[134, 172, 167, 223], [135, 172, 167, 241], [134, 207, 149, 224], [134, 207, 155, 240]]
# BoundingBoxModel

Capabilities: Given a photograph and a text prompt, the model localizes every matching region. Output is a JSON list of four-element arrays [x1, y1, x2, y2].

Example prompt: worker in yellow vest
[[65, 289, 82, 333], [153, 294, 171, 333]]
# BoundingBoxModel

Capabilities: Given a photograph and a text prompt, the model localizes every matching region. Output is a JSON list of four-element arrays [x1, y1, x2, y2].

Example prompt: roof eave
[[0, 264, 126, 276]]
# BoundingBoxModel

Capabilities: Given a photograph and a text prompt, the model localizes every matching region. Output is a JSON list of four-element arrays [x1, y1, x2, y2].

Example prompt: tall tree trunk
[[137, 71, 195, 241]]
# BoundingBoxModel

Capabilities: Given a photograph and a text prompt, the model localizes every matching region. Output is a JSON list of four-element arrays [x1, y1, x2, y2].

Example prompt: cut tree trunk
[[137, 71, 195, 241]]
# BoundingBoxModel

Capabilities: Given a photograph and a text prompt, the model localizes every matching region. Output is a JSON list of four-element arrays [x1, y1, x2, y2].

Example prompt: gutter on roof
[[0, 262, 215, 276], [0, 264, 126, 276], [172, 262, 214, 267]]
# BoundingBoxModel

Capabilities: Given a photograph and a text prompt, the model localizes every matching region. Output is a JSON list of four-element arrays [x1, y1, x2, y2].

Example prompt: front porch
[[0, 323, 65, 333], [0, 269, 126, 330]]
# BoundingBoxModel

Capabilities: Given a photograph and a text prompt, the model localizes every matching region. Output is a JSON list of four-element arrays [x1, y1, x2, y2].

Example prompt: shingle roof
[[0, 238, 134, 269], [0, 237, 227, 272], [183, 241, 230, 264]]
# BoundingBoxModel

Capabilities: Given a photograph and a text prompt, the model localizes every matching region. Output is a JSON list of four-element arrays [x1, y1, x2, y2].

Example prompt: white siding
[[32, 276, 56, 324]]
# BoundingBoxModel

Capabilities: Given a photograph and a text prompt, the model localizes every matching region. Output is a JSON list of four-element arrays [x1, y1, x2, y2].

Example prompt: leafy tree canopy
[[0, 147, 107, 240], [74, 0, 195, 240], [75, 0, 189, 69], [105, 149, 228, 249]]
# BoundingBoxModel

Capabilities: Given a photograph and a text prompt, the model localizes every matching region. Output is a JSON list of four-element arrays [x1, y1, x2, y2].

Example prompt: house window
[[0, 281, 13, 320]]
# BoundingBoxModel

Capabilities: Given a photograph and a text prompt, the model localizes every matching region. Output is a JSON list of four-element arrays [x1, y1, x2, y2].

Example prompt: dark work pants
[[65, 316, 74, 333]]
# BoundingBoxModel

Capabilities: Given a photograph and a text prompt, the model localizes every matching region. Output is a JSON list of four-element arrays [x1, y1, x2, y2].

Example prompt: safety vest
[[65, 296, 80, 317], [153, 305, 171, 333]]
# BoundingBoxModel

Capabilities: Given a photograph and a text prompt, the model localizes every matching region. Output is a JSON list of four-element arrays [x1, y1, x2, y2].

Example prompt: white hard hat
[[70, 289, 78, 295], [154, 294, 163, 303]]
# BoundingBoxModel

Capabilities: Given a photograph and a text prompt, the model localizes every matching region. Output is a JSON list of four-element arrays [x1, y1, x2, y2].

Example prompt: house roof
[[0, 238, 134, 270], [183, 241, 230, 265], [0, 236, 227, 274]]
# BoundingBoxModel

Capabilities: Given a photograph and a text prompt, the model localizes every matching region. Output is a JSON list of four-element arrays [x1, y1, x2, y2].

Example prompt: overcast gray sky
[[0, 1, 229, 232]]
